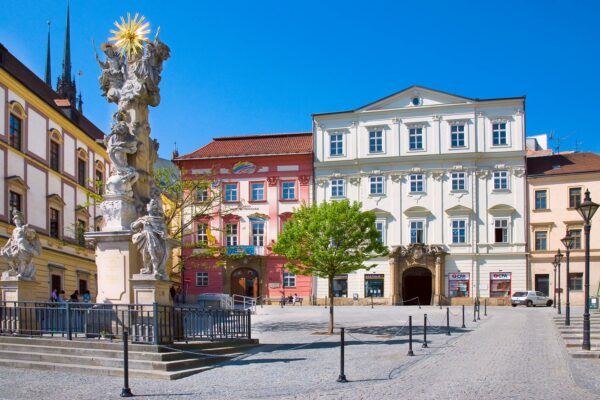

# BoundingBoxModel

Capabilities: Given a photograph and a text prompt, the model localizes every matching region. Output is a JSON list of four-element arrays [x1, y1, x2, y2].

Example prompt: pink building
[[174, 133, 313, 302]]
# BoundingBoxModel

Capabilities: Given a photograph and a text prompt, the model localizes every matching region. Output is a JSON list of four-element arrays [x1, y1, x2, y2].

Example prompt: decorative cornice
[[267, 176, 279, 186], [298, 175, 311, 186]]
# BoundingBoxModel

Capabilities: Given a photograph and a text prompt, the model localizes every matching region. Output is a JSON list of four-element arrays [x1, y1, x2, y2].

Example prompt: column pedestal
[[0, 276, 39, 302], [0, 277, 40, 334], [130, 274, 172, 305]]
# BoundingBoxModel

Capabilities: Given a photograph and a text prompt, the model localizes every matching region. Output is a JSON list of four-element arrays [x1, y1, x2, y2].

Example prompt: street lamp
[[561, 230, 575, 326], [552, 260, 557, 309], [576, 189, 599, 350], [554, 250, 563, 315]]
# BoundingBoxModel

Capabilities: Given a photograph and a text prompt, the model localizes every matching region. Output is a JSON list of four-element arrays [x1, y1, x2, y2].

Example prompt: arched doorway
[[402, 267, 432, 305], [231, 268, 259, 299]]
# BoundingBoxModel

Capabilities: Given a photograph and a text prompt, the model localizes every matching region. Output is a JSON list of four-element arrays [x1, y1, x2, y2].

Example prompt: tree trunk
[[328, 275, 334, 335]]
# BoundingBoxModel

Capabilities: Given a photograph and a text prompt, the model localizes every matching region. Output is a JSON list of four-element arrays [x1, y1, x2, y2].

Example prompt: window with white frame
[[195, 272, 209, 287], [494, 219, 509, 243], [534, 190, 547, 210], [197, 186, 209, 202], [408, 127, 424, 150], [252, 221, 265, 246], [251, 182, 265, 201], [410, 220, 425, 244], [370, 176, 384, 195], [197, 223, 208, 245], [409, 174, 425, 193], [283, 272, 296, 288], [492, 122, 507, 146], [224, 183, 238, 202], [375, 220, 386, 244], [569, 228, 582, 249], [451, 172, 466, 191], [451, 219, 467, 244], [493, 171, 509, 190], [281, 181, 296, 200], [369, 130, 383, 153], [534, 231, 547, 250], [331, 179, 345, 198], [451, 124, 465, 148], [330, 133, 343, 156], [225, 223, 238, 246]]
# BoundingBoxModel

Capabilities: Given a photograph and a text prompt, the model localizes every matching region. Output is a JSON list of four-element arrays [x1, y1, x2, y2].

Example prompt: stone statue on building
[[131, 197, 168, 278], [1, 210, 41, 280]]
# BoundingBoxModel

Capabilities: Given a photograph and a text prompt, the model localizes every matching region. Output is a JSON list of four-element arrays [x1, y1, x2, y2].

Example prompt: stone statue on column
[[131, 197, 169, 279]]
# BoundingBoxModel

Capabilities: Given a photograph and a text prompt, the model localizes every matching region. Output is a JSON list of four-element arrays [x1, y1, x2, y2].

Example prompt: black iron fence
[[0, 301, 251, 344]]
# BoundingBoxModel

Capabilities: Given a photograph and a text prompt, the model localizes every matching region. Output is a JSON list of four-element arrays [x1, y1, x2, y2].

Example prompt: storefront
[[490, 272, 512, 297], [448, 272, 470, 298], [364, 274, 384, 297], [333, 275, 348, 297]]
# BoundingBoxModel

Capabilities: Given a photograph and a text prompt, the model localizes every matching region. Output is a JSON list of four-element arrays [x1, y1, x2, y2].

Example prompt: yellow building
[[0, 40, 108, 302]]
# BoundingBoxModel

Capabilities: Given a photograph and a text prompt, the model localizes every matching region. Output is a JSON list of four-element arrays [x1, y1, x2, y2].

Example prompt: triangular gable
[[356, 85, 474, 112]]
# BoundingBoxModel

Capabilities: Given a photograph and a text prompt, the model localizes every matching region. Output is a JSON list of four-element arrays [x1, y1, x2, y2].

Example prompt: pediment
[[368, 207, 392, 216], [248, 213, 269, 220], [488, 204, 516, 215], [445, 205, 473, 216], [357, 86, 474, 112], [5, 175, 29, 190], [47, 193, 66, 207], [404, 206, 432, 217]]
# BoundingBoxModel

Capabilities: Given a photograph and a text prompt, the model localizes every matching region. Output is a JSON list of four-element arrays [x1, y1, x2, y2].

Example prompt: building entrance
[[535, 274, 550, 297], [402, 267, 432, 305], [231, 268, 259, 299]]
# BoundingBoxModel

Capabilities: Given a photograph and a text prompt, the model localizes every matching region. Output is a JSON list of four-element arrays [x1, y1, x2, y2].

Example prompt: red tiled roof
[[176, 132, 313, 159], [527, 152, 600, 176]]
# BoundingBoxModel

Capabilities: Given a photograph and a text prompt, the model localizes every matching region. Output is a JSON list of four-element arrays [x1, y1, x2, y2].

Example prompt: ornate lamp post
[[552, 259, 557, 309], [554, 250, 563, 315], [576, 190, 599, 350], [561, 230, 574, 326]]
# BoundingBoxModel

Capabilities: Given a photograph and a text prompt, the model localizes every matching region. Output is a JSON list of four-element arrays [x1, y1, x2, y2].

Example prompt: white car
[[511, 291, 553, 307]]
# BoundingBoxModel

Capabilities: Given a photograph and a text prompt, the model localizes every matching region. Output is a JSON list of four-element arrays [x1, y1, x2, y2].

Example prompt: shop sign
[[491, 272, 511, 280], [334, 274, 348, 279], [448, 273, 470, 281], [365, 274, 384, 280]]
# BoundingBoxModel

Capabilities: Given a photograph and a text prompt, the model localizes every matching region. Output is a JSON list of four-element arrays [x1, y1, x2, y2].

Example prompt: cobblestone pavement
[[0, 305, 598, 400]]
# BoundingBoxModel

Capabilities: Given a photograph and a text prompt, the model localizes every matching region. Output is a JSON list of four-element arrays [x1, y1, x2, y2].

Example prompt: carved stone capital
[[267, 176, 279, 187], [298, 175, 311, 186]]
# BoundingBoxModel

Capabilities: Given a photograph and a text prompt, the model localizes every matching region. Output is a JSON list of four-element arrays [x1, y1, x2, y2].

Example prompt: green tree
[[273, 200, 388, 334]]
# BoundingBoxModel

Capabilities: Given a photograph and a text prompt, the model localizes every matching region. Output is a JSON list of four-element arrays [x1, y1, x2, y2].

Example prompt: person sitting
[[57, 290, 66, 302], [292, 293, 299, 305], [50, 289, 58, 302], [69, 290, 79, 302]]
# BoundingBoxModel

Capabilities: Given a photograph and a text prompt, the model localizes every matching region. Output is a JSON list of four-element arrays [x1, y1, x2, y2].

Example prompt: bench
[[273, 298, 303, 306]]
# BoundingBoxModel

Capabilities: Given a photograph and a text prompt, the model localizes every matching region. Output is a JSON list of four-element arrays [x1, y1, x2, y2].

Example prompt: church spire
[[45, 21, 52, 86], [56, 0, 76, 105]]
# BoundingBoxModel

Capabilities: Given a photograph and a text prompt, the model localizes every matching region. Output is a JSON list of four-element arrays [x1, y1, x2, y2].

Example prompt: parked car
[[511, 291, 553, 307]]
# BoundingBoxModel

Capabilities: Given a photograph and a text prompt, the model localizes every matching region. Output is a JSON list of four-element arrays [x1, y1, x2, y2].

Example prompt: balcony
[[226, 246, 266, 256]]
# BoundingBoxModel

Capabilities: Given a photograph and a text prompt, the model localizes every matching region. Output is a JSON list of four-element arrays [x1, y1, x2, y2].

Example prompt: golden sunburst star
[[108, 13, 150, 59]]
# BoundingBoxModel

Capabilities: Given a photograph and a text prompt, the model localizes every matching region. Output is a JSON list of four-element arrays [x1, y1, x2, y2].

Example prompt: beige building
[[528, 152, 600, 306]]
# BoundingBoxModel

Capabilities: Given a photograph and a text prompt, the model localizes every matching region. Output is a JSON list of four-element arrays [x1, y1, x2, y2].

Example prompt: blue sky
[[1, 0, 598, 158]]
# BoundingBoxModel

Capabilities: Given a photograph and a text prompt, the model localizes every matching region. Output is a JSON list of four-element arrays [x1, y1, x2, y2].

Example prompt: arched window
[[49, 129, 63, 172], [77, 148, 88, 187], [95, 160, 105, 194], [8, 102, 26, 151]]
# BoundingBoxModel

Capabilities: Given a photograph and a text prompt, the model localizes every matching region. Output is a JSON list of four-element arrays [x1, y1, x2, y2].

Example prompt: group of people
[[50, 289, 92, 303], [169, 286, 184, 304], [280, 293, 300, 305]]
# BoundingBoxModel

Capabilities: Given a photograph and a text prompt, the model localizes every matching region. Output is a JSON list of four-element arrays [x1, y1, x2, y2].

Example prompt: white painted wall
[[26, 164, 46, 229], [63, 184, 75, 238], [7, 151, 24, 178], [27, 109, 46, 159], [63, 134, 75, 176]]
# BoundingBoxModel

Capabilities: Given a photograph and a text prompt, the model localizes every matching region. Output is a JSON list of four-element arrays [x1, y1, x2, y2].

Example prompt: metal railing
[[232, 295, 257, 312], [0, 301, 251, 344]]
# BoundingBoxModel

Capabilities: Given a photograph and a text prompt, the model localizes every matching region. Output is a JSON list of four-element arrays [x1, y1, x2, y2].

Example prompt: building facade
[[527, 152, 600, 306], [174, 133, 313, 303], [313, 86, 527, 305], [0, 43, 108, 301]]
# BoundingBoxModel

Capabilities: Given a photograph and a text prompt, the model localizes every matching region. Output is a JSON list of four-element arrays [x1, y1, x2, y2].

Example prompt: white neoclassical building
[[313, 86, 527, 305]]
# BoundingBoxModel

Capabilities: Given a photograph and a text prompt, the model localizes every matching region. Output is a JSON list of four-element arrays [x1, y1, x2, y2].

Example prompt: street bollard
[[325, 296, 328, 309], [422, 314, 428, 348], [484, 299, 487, 317], [371, 295, 374, 309], [337, 328, 348, 383], [461, 304, 466, 329], [407, 315, 415, 356], [120, 330, 133, 397], [477, 299, 480, 321], [446, 307, 451, 336], [473, 300, 477, 323]]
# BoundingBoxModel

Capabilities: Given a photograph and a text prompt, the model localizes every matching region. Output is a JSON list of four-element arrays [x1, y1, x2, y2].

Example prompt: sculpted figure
[[96, 43, 125, 103], [1, 210, 42, 280], [131, 198, 168, 278], [103, 113, 139, 197]]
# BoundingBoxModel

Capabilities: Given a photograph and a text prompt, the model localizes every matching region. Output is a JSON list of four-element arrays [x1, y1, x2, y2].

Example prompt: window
[[451, 124, 465, 148], [534, 231, 547, 250], [196, 224, 208, 245], [224, 183, 238, 202], [494, 219, 509, 243], [252, 221, 265, 246], [331, 179, 345, 198], [568, 273, 583, 291], [410, 220, 425, 244], [50, 140, 60, 171], [492, 122, 507, 146], [409, 174, 424, 193], [448, 273, 470, 298], [534, 190, 547, 210], [493, 171, 509, 190], [281, 181, 296, 200], [225, 223, 238, 246], [375, 220, 385, 244], [283, 272, 296, 288], [409, 127, 423, 150], [50, 208, 60, 238], [95, 169, 104, 195], [451, 172, 466, 191], [77, 158, 87, 187], [330, 133, 343, 156], [365, 276, 384, 297], [490, 272, 511, 297], [197, 187, 209, 202], [78, 279, 88, 296], [9, 191, 22, 214], [250, 182, 265, 202], [196, 272, 209, 287], [77, 219, 86, 247], [570, 229, 582, 249], [369, 130, 383, 153], [9, 113, 22, 151], [452, 220, 467, 244], [569, 187, 582, 208], [370, 176, 384, 195]]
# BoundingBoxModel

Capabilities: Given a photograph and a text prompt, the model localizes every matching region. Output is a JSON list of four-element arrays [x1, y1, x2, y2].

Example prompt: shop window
[[448, 273, 470, 297], [569, 273, 583, 291], [364, 274, 384, 297], [333, 276, 348, 297], [490, 272, 511, 297], [283, 272, 296, 288], [196, 272, 209, 287]]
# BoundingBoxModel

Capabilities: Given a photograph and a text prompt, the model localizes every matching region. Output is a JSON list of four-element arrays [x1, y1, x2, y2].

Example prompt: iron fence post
[[247, 309, 252, 340], [66, 302, 72, 340], [422, 313, 428, 348], [152, 302, 159, 345]]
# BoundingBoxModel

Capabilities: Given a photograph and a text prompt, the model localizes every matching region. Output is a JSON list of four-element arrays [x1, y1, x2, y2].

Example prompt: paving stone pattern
[[0, 305, 598, 400]]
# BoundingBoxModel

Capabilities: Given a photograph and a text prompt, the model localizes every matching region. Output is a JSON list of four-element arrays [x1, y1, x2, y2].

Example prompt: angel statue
[[95, 42, 125, 104], [1, 210, 42, 280], [103, 112, 139, 197], [131, 197, 168, 278]]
